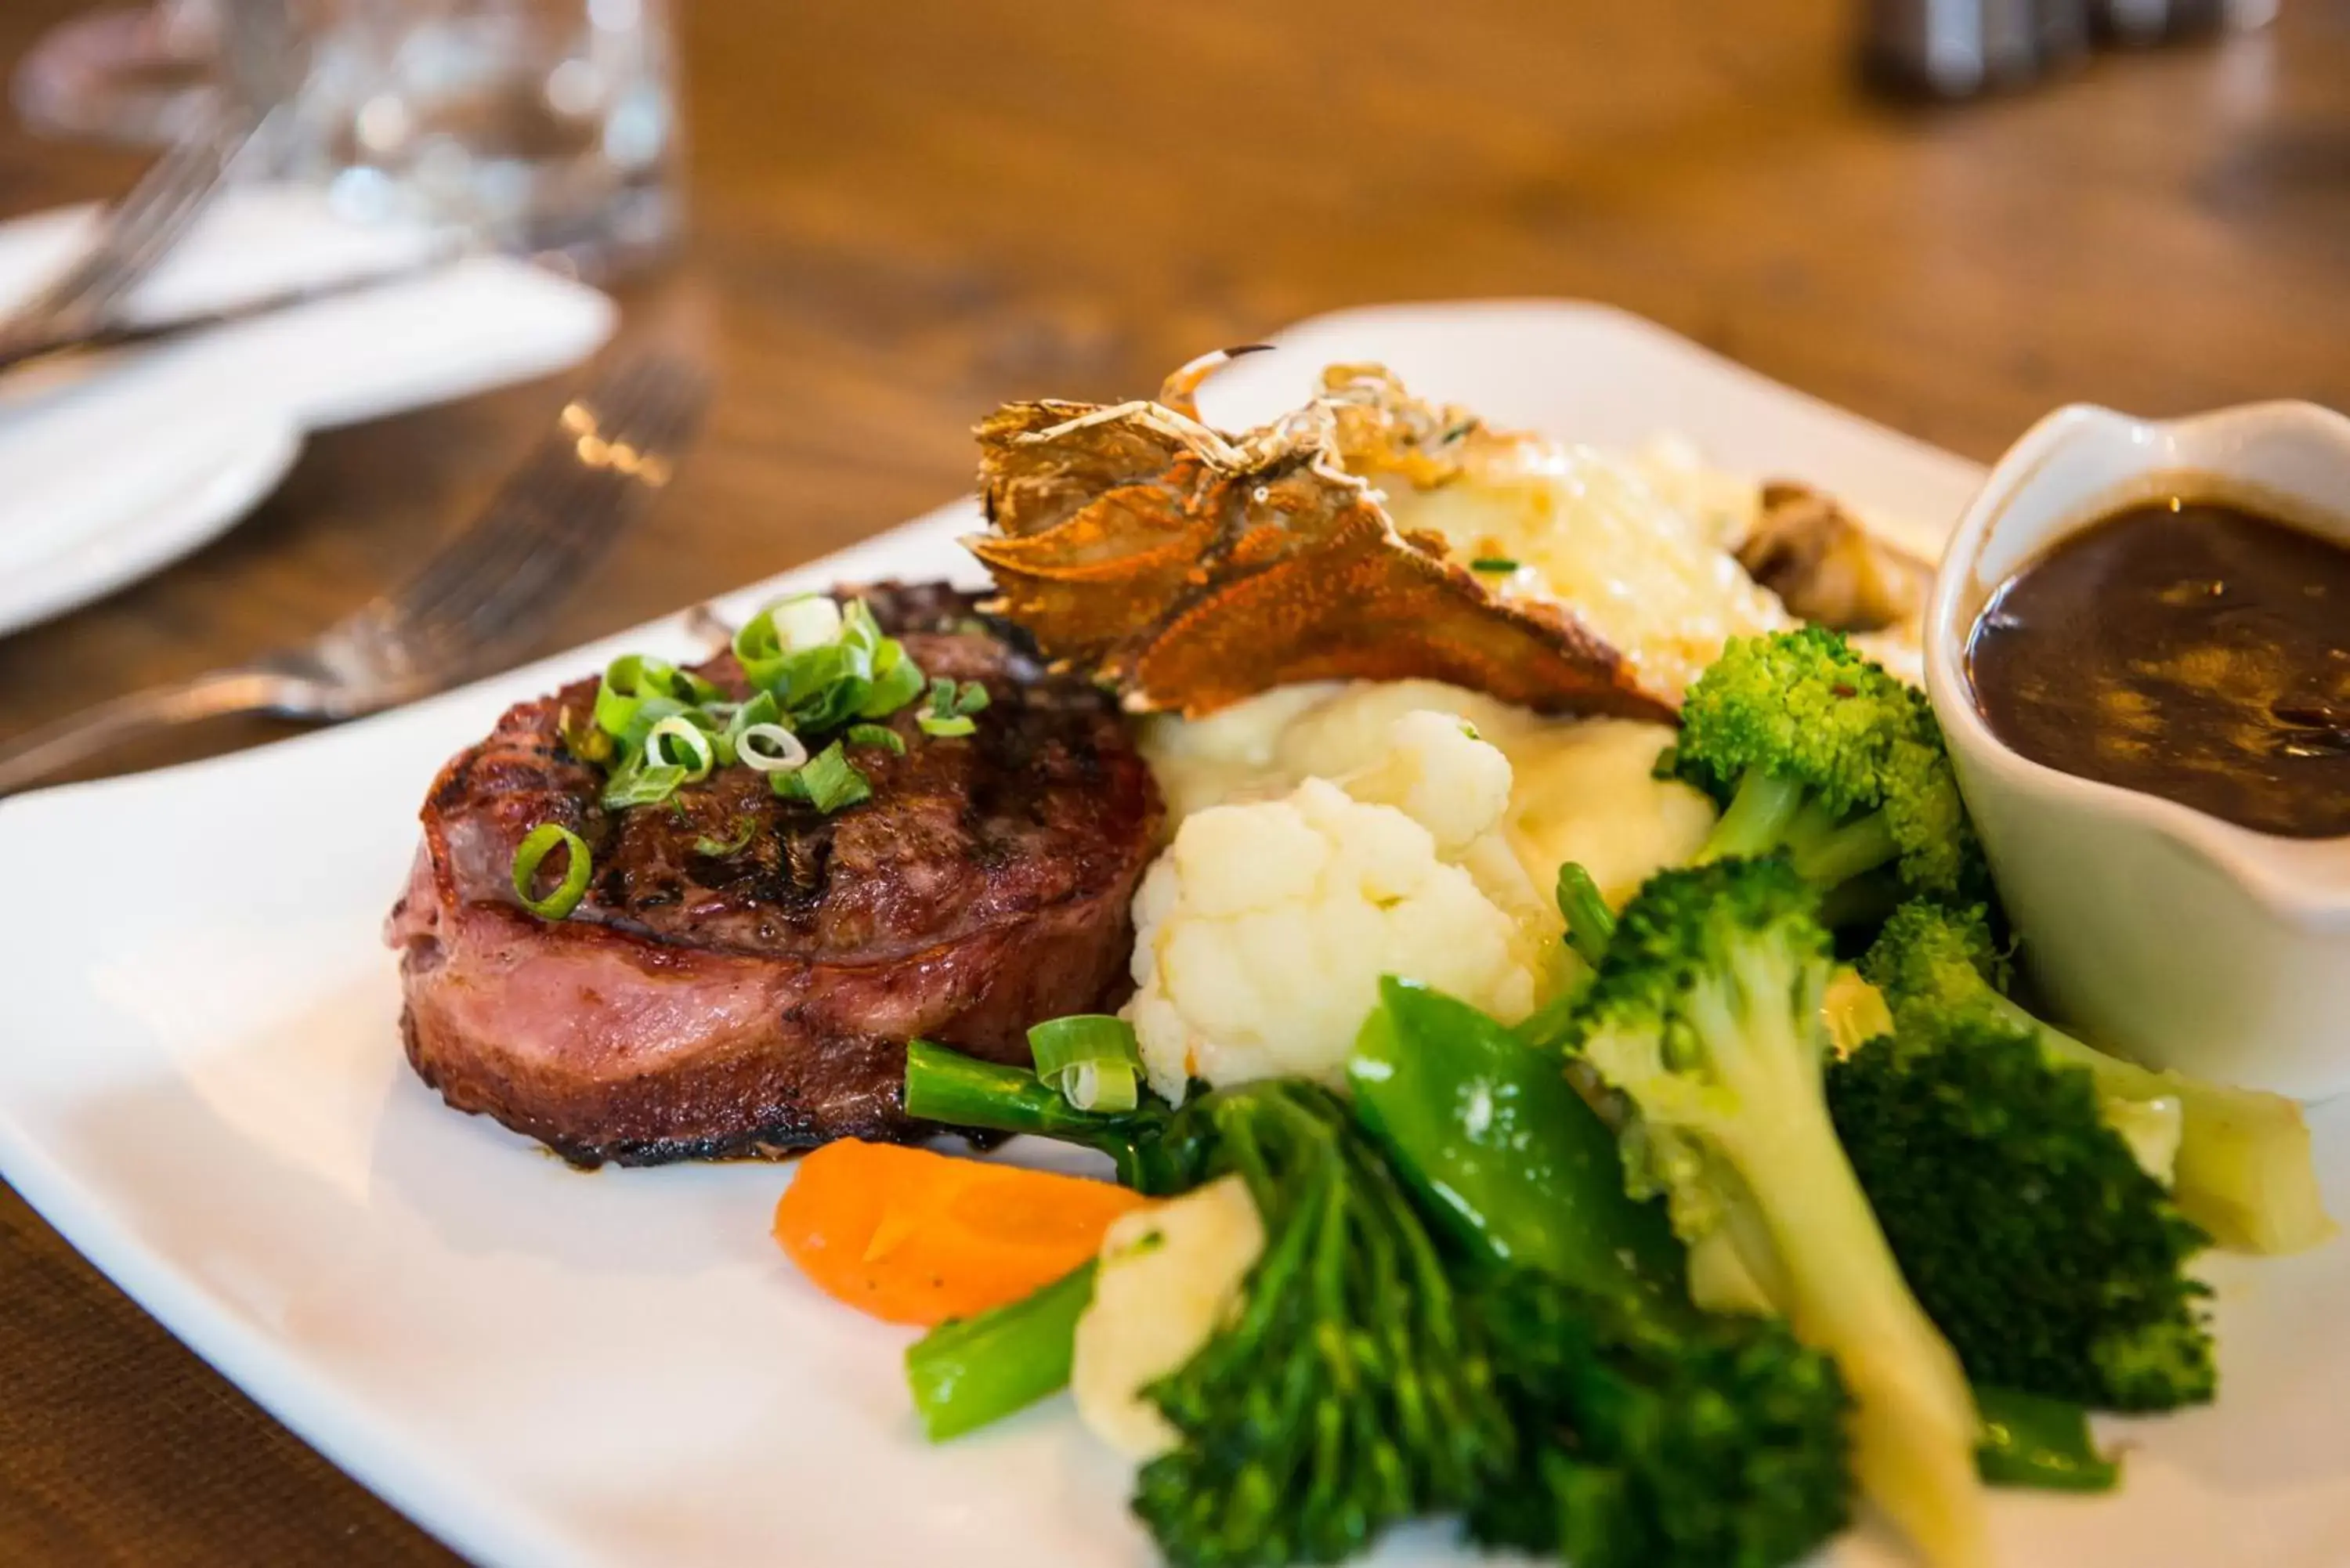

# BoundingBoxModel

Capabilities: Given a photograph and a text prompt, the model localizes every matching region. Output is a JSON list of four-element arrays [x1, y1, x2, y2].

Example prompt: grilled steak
[[385, 583, 1163, 1165]]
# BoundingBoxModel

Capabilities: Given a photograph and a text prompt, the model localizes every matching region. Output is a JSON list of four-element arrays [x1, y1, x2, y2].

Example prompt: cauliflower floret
[[1071, 1175, 1265, 1459], [1270, 679, 1530, 784], [1338, 708, 1513, 855], [1123, 716, 1542, 1104]]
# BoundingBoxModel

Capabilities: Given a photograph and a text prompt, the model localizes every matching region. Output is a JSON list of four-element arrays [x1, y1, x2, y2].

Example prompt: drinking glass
[[13, 0, 681, 280]]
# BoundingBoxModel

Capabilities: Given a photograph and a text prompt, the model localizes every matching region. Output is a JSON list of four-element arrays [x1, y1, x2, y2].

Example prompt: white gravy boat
[[1925, 401, 2350, 1100]]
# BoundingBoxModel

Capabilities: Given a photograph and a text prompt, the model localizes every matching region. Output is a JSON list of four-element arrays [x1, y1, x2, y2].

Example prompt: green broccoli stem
[[1748, 1109, 1987, 1565], [904, 1260, 1097, 1442], [1787, 812, 1900, 891], [1517, 863, 1616, 1052], [902, 1036, 1103, 1134], [1973, 1386, 2118, 1493], [902, 1038, 1180, 1191], [1694, 770, 1809, 864], [1694, 967, 1987, 1567], [1556, 862, 1617, 970]]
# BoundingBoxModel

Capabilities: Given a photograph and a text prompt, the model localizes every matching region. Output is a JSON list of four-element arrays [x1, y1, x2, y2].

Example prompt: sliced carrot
[[773, 1139, 1150, 1326]]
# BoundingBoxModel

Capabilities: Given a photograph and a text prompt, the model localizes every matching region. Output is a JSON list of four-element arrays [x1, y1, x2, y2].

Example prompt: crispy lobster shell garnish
[[967, 359, 1677, 722]]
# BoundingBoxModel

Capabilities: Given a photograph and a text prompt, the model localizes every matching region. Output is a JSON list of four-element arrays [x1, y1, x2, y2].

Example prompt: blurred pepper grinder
[[1863, 0, 2088, 96]]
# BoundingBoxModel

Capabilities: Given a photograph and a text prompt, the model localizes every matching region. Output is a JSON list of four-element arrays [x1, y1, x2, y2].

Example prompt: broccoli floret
[[1861, 901, 2334, 1256], [1466, 1268, 1853, 1568], [1827, 1005, 2215, 1411], [1568, 858, 1988, 1568], [1667, 628, 1984, 916]]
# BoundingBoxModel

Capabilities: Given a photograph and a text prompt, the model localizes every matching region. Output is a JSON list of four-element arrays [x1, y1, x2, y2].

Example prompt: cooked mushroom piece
[[1737, 480, 1931, 633]]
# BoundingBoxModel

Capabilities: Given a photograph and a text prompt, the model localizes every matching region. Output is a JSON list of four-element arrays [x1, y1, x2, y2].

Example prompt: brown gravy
[[1967, 498, 2350, 839]]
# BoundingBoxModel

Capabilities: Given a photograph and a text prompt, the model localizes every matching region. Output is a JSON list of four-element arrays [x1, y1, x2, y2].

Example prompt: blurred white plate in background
[[0, 185, 616, 637], [0, 302, 2342, 1568]]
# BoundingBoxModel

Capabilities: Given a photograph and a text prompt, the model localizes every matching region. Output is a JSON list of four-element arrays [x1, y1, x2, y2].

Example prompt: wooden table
[[2, 1, 2346, 1559]]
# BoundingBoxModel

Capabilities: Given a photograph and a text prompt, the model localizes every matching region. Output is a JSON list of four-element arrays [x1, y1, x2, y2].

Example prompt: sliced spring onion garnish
[[735, 594, 847, 689], [511, 822, 592, 919], [736, 721, 809, 774], [617, 695, 692, 753], [732, 610, 788, 691], [713, 690, 782, 767], [773, 740, 871, 812], [580, 596, 967, 819], [645, 714, 717, 781], [600, 752, 690, 809], [1470, 557, 1520, 573], [556, 705, 614, 764], [692, 818, 760, 858], [839, 597, 886, 651], [778, 642, 866, 731], [734, 594, 935, 734], [773, 594, 846, 652], [1026, 1014, 1144, 1112], [594, 654, 720, 739], [923, 676, 992, 732], [593, 654, 661, 735], [919, 679, 969, 736], [860, 643, 927, 717]]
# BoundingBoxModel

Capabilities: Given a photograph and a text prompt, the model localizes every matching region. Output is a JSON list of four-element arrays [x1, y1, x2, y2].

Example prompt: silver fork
[[0, 352, 709, 795], [0, 103, 267, 366]]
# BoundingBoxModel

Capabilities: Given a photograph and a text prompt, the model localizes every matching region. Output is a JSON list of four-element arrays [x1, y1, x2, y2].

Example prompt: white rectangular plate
[[4, 301, 2345, 1568]]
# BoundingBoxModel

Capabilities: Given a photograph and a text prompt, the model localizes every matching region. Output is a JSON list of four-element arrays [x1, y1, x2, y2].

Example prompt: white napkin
[[0, 185, 616, 635]]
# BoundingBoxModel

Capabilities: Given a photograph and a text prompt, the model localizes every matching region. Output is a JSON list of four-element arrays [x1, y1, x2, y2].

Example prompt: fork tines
[[0, 108, 262, 358], [371, 354, 711, 672]]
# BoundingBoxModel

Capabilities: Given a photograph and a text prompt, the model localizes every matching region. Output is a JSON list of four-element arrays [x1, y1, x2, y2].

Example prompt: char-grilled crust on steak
[[385, 584, 1163, 1165]]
